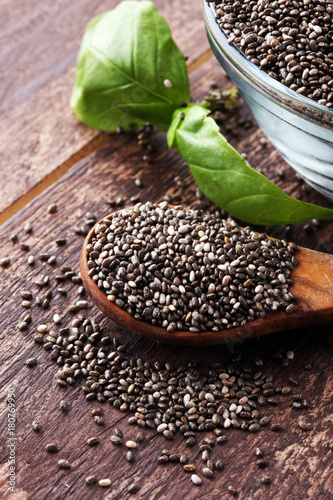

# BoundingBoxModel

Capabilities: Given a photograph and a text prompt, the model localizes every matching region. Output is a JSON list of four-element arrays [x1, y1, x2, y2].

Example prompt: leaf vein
[[89, 45, 173, 105]]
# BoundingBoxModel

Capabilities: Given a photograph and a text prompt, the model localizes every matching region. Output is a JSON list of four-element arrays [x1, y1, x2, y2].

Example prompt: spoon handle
[[290, 247, 333, 323], [210, 247, 333, 345]]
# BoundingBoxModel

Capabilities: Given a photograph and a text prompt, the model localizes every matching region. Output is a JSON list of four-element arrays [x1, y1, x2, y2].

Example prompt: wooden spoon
[[80, 211, 333, 345]]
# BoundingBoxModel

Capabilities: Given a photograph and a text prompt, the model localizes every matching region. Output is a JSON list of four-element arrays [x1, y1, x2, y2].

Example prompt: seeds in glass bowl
[[213, 0, 333, 107]]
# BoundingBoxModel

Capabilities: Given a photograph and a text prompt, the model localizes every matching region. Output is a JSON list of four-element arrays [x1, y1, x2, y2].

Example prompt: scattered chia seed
[[228, 486, 238, 496], [85, 475, 97, 485], [46, 443, 58, 453], [261, 476, 273, 485], [271, 423, 283, 432], [13, 199, 319, 495], [87, 437, 100, 446], [203, 467, 214, 478], [126, 440, 137, 449], [18, 321, 28, 331], [290, 376, 299, 386], [298, 420, 312, 431], [184, 464, 196, 472], [53, 314, 62, 324], [191, 474, 202, 486], [10, 233, 18, 243], [24, 222, 33, 233], [128, 483, 140, 494], [215, 459, 224, 470], [47, 203, 58, 214], [249, 423, 260, 433], [56, 238, 67, 246], [126, 450, 134, 462], [0, 257, 10, 267], [116, 197, 125, 207], [26, 357, 37, 368], [136, 431, 145, 442], [94, 416, 104, 426], [39, 253, 50, 262], [32, 421, 41, 432], [110, 435, 123, 446], [99, 478, 111, 487], [259, 416, 270, 427], [28, 255, 35, 265], [37, 324, 48, 333], [24, 314, 33, 324], [20, 243, 30, 251], [59, 400, 70, 412], [58, 459, 71, 469], [257, 459, 269, 469]]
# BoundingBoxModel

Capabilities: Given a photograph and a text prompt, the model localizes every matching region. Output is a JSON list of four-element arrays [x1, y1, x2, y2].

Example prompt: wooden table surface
[[0, 1, 332, 499]]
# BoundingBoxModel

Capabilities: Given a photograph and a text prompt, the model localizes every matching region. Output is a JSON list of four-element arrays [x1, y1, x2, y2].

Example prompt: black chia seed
[[46, 443, 58, 453], [85, 475, 98, 485], [212, 1, 333, 108], [88, 202, 297, 333], [58, 459, 71, 469], [9, 199, 315, 494]]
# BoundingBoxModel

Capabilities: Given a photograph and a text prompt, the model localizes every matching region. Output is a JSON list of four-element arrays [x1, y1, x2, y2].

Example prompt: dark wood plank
[[0, 56, 332, 499], [0, 0, 209, 112], [0, 0, 211, 218]]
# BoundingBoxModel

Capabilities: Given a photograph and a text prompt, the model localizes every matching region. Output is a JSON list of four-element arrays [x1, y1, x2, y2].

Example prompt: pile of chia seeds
[[211, 0, 333, 107], [4, 199, 315, 493], [87, 202, 298, 332]]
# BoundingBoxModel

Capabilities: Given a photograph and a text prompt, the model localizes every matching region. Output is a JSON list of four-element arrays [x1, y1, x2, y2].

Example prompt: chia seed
[[99, 478, 111, 487], [15, 205, 314, 493], [126, 451, 134, 462], [26, 357, 37, 368], [212, 1, 333, 108], [58, 459, 71, 469], [88, 202, 297, 333], [24, 222, 33, 233], [32, 421, 41, 432], [46, 443, 58, 453], [261, 476, 273, 485], [47, 203, 58, 214], [85, 475, 97, 485], [191, 474, 202, 486], [128, 483, 140, 494], [87, 437, 100, 446]]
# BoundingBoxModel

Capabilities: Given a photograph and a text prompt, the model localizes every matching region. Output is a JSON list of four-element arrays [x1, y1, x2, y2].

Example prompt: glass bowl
[[203, 1, 333, 201]]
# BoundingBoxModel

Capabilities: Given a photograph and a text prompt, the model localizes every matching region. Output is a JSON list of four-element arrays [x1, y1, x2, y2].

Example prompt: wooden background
[[0, 1, 332, 499]]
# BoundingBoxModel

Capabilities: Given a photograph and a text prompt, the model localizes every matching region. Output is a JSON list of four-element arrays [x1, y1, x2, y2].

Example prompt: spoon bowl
[[80, 211, 333, 345]]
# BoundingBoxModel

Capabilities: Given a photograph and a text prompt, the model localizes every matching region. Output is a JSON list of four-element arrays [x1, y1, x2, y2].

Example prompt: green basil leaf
[[71, 1, 190, 132], [168, 104, 333, 225]]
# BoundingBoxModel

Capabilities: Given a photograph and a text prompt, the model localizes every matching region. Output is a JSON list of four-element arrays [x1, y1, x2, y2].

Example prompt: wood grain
[[0, 67, 332, 498], [0, 0, 210, 217]]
